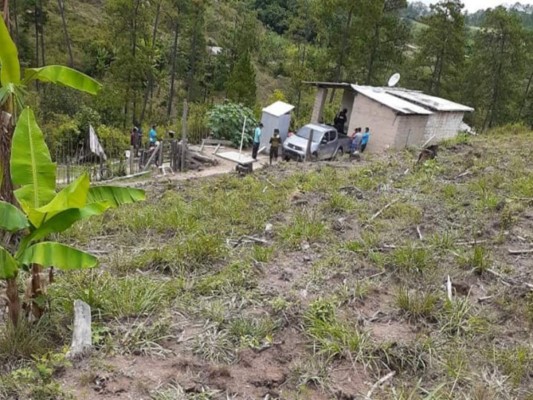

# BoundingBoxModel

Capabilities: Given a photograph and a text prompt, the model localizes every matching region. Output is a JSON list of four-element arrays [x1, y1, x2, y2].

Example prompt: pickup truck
[[282, 123, 352, 161]]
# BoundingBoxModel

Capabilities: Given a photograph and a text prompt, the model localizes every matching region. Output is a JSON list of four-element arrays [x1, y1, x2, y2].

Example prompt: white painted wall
[[424, 112, 464, 141], [350, 94, 401, 152], [260, 112, 292, 151], [350, 94, 430, 152]]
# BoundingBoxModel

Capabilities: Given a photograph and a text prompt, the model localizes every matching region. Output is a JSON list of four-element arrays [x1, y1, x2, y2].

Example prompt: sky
[[420, 0, 533, 12]]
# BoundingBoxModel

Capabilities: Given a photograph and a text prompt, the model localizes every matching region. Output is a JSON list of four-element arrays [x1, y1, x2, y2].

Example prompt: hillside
[[2, 128, 533, 399]]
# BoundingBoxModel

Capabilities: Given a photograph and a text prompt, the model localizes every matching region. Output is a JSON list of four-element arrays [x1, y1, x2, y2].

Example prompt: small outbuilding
[[260, 101, 295, 151], [305, 82, 474, 153]]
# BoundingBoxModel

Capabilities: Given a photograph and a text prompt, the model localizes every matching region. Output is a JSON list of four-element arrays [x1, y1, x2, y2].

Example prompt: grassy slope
[[1, 129, 533, 399]]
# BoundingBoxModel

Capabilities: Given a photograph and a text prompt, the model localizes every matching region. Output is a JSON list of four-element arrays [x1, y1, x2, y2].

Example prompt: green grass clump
[[395, 287, 438, 321], [192, 326, 236, 364], [117, 233, 227, 275], [389, 245, 434, 273], [194, 263, 256, 295], [228, 316, 277, 349], [304, 299, 370, 361], [457, 245, 492, 275], [495, 345, 533, 387], [52, 272, 182, 320], [280, 211, 327, 247]]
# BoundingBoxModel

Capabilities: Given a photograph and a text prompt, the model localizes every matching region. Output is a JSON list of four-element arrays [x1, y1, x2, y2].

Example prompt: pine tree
[[466, 6, 528, 129], [414, 0, 466, 98], [226, 51, 256, 107]]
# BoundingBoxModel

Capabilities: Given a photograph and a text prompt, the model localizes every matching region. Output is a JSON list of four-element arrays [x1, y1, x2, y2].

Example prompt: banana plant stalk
[[0, 16, 144, 326]]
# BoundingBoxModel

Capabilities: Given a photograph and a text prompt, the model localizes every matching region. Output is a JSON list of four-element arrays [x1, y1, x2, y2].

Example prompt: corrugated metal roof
[[352, 85, 433, 115], [387, 90, 474, 112], [262, 101, 295, 117], [303, 81, 354, 89]]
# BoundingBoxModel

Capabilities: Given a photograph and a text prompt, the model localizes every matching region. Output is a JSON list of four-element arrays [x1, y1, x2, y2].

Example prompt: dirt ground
[[4, 132, 533, 400]]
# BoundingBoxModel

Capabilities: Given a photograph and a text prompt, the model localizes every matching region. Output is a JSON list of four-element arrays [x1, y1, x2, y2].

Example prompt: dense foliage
[[207, 102, 257, 147], [2, 0, 533, 138]]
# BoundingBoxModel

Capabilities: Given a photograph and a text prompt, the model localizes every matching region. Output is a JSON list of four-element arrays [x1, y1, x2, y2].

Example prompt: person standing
[[252, 123, 263, 160], [269, 129, 281, 165], [361, 127, 371, 153], [351, 128, 363, 154], [149, 124, 157, 147], [334, 108, 348, 134]]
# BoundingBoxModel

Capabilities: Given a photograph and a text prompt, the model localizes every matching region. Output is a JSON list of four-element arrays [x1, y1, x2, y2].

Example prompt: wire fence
[[54, 140, 180, 186]]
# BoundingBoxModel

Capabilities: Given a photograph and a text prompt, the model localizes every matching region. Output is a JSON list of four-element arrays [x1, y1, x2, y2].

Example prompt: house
[[305, 82, 474, 152]]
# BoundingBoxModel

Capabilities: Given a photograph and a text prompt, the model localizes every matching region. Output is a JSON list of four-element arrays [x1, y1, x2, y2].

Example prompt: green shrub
[[207, 102, 258, 147], [96, 125, 129, 159]]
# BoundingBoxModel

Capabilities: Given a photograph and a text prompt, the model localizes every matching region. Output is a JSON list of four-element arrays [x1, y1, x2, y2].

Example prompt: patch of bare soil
[[61, 328, 312, 399]]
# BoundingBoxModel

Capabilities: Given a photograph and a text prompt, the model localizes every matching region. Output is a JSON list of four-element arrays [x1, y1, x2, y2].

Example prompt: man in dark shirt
[[269, 129, 281, 165], [334, 108, 348, 134]]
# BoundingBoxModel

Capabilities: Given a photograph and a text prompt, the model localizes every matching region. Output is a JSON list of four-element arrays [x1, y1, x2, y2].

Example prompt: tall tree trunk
[[518, 70, 533, 120], [2, 0, 10, 32], [140, 0, 161, 124], [12, 0, 19, 44], [186, 17, 200, 102], [167, 20, 179, 120], [487, 34, 507, 129], [330, 5, 354, 103], [365, 24, 381, 85], [130, 0, 141, 124], [34, 2, 39, 67], [57, 0, 74, 67]]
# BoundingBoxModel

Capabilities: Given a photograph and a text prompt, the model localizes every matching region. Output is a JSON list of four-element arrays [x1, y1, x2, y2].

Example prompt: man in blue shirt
[[361, 127, 371, 153], [149, 125, 157, 147], [252, 123, 263, 160]]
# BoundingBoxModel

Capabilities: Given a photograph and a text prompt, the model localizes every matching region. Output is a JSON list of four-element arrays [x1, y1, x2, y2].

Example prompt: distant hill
[[406, 1, 533, 29]]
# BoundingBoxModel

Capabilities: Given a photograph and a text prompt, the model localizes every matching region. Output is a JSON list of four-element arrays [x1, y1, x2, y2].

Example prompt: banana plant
[[0, 14, 131, 326], [0, 109, 145, 325]]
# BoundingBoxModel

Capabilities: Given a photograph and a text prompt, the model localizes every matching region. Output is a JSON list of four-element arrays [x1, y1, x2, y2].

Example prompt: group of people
[[130, 124, 159, 155], [252, 123, 282, 165], [350, 127, 371, 154]]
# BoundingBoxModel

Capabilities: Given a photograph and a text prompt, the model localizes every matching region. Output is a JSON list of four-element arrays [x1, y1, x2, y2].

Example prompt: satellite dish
[[388, 73, 401, 87]]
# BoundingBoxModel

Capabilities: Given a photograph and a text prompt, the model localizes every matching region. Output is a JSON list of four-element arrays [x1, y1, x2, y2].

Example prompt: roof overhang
[[303, 81, 356, 90]]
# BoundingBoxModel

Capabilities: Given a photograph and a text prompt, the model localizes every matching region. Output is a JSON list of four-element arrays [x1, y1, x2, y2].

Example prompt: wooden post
[[305, 129, 314, 161], [238, 117, 248, 159], [159, 140, 164, 167], [142, 143, 161, 171], [129, 145, 134, 174], [181, 100, 188, 172], [66, 157, 71, 184]]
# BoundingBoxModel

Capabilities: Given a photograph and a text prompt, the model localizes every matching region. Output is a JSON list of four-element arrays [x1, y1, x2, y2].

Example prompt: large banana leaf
[[24, 66, 101, 95], [0, 15, 20, 85], [0, 246, 19, 279], [17, 202, 110, 255], [0, 200, 29, 232], [11, 108, 56, 214], [19, 242, 98, 270], [87, 186, 146, 208], [33, 173, 90, 225]]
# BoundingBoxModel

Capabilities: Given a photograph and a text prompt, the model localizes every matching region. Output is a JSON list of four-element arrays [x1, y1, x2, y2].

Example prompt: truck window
[[328, 131, 337, 142]]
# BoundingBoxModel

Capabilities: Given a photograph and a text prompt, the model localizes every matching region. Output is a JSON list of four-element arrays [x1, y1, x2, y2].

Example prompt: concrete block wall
[[425, 112, 464, 141]]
